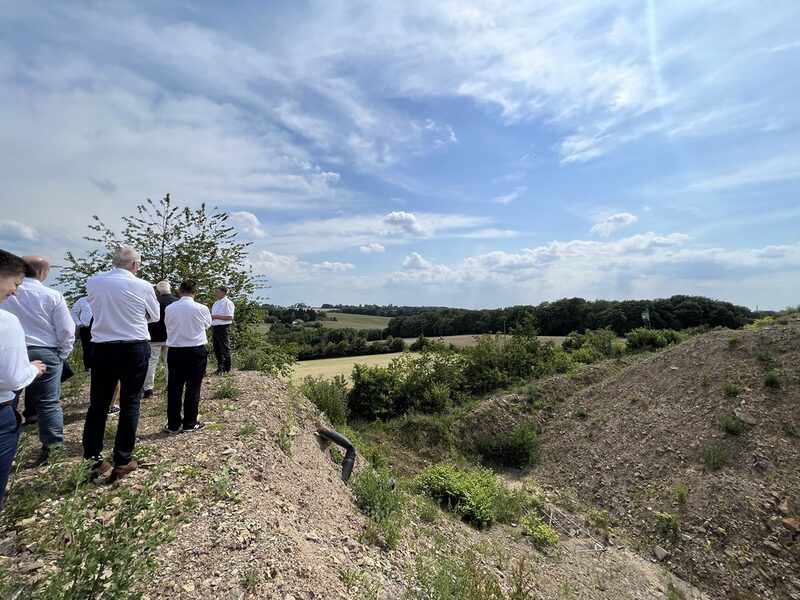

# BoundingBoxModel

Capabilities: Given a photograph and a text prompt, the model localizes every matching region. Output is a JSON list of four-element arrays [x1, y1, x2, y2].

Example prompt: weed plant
[[675, 483, 688, 504], [655, 511, 681, 538], [719, 413, 748, 436], [722, 382, 741, 397], [473, 422, 540, 469], [351, 467, 404, 549], [408, 550, 535, 600], [236, 422, 257, 438], [2, 464, 183, 600], [214, 375, 241, 399], [764, 370, 781, 388], [703, 442, 730, 471], [301, 375, 349, 427], [210, 467, 241, 502], [521, 513, 559, 550]]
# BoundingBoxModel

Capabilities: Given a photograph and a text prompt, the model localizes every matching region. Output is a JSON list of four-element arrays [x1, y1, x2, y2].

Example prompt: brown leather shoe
[[109, 460, 139, 482], [88, 460, 111, 481]]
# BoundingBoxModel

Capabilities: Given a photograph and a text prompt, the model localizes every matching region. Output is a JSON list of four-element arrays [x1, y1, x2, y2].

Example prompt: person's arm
[[143, 286, 160, 323], [69, 299, 82, 326], [0, 319, 41, 391], [202, 306, 212, 329], [53, 296, 76, 360]]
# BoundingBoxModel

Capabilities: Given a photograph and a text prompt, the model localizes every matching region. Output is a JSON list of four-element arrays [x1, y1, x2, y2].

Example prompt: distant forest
[[329, 296, 763, 338]]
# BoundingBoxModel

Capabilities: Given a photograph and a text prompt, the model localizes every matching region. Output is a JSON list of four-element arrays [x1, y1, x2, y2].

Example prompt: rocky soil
[[0, 368, 706, 599], [532, 317, 800, 599]]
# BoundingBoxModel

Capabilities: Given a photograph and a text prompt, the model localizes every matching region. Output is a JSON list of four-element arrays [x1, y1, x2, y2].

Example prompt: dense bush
[[348, 349, 465, 421], [349, 364, 397, 420], [234, 338, 297, 376], [624, 327, 682, 351], [415, 463, 502, 528], [521, 513, 559, 549], [563, 328, 625, 363], [300, 375, 348, 428], [473, 422, 540, 468], [350, 467, 404, 549]]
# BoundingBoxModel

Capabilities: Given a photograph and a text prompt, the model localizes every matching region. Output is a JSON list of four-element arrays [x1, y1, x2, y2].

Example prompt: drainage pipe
[[317, 428, 356, 481]]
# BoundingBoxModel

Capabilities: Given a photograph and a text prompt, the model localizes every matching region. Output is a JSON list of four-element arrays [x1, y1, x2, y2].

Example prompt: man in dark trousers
[[164, 279, 212, 433], [82, 246, 159, 481], [143, 281, 178, 398], [210, 285, 235, 374]]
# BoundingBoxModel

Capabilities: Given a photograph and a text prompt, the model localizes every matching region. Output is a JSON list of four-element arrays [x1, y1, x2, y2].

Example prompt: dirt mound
[[2, 367, 710, 599], [533, 318, 800, 599]]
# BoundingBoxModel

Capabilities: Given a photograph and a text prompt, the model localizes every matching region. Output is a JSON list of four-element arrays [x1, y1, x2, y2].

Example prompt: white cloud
[[403, 252, 433, 270], [686, 154, 800, 192], [381, 211, 431, 237], [359, 243, 385, 253], [590, 212, 638, 237], [231, 211, 267, 238], [492, 187, 525, 205], [316, 261, 354, 271], [0, 220, 38, 241]]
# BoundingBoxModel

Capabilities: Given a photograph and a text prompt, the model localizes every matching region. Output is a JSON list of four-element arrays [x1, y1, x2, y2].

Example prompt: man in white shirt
[[82, 246, 159, 481], [0, 255, 74, 461], [164, 279, 212, 433], [143, 281, 178, 399], [0, 250, 46, 507], [211, 284, 235, 374], [70, 295, 94, 372]]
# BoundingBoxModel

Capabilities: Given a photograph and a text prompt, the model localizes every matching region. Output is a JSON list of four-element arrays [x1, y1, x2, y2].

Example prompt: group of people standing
[[0, 245, 235, 506]]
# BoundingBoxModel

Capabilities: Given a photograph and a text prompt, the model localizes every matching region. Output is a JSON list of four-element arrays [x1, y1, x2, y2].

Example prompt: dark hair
[[179, 279, 198, 295], [0, 249, 28, 278], [215, 285, 228, 294]]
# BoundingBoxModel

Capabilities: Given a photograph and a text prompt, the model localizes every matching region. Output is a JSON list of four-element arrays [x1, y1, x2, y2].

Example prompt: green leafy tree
[[57, 194, 258, 306]]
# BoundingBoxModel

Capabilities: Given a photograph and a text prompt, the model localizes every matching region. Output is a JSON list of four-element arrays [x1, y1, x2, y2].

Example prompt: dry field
[[288, 352, 403, 382]]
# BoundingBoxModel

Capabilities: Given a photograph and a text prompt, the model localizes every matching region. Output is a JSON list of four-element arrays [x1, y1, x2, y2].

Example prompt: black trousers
[[166, 346, 208, 430], [78, 326, 93, 371], [83, 341, 149, 466], [212, 325, 231, 372]]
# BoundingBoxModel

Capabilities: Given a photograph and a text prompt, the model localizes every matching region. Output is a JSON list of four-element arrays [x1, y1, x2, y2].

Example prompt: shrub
[[474, 422, 540, 469], [235, 338, 296, 376], [214, 375, 241, 399], [675, 483, 688, 504], [703, 442, 729, 471], [585, 508, 612, 529], [764, 370, 781, 388], [349, 363, 398, 420], [655, 511, 681, 538], [351, 467, 404, 549], [722, 381, 741, 397], [301, 375, 349, 427], [521, 513, 559, 549], [726, 337, 742, 350], [719, 413, 748, 435], [625, 328, 681, 351], [416, 463, 501, 529], [494, 486, 544, 525]]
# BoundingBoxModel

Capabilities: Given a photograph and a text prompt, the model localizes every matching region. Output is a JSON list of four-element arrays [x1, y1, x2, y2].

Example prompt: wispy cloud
[[590, 212, 638, 237], [686, 154, 800, 192]]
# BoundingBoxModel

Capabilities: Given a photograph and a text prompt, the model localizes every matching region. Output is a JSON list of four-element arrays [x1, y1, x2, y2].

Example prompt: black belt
[[95, 340, 148, 345]]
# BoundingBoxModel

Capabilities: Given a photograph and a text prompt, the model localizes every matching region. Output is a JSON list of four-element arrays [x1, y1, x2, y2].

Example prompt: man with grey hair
[[0, 255, 74, 463], [142, 280, 178, 398], [82, 246, 159, 481]]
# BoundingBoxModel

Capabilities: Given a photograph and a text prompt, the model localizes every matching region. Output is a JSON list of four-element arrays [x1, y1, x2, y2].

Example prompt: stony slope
[[532, 318, 800, 599], [1, 370, 704, 599]]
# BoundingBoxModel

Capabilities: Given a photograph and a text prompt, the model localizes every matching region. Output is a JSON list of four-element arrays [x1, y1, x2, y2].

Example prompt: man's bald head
[[22, 255, 51, 282]]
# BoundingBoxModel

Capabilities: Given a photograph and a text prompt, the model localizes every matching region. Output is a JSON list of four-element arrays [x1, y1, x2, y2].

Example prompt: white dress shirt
[[211, 296, 235, 326], [0, 278, 75, 359], [0, 311, 40, 403], [165, 296, 212, 347], [70, 296, 93, 327], [86, 268, 159, 343]]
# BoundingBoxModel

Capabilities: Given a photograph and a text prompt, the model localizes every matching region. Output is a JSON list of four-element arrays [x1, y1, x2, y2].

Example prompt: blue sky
[[1, 1, 798, 309]]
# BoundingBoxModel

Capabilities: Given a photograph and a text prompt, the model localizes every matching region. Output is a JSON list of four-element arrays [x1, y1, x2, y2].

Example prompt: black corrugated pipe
[[317, 428, 356, 481]]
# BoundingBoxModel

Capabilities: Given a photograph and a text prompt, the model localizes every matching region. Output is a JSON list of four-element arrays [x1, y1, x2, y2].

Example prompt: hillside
[[532, 317, 800, 599], [1, 372, 702, 599]]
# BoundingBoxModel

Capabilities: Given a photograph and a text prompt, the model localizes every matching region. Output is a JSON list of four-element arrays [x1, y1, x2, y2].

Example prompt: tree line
[[382, 295, 761, 338]]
